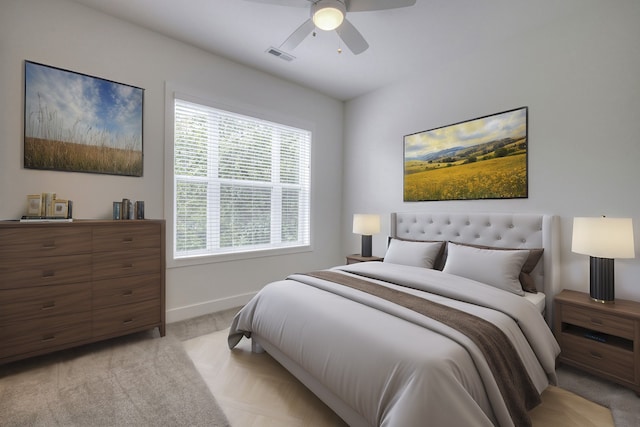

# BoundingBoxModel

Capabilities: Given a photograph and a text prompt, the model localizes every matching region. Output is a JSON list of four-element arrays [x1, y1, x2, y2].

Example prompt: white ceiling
[[69, 0, 590, 101]]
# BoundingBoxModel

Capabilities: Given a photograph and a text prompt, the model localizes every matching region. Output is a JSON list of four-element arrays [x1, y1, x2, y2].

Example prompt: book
[[42, 192, 55, 216], [584, 331, 607, 343]]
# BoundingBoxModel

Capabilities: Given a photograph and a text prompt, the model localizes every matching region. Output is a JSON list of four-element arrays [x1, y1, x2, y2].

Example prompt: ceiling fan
[[249, 0, 417, 55]]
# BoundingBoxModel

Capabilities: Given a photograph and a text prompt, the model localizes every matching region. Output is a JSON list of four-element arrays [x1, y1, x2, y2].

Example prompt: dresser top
[[0, 219, 164, 228]]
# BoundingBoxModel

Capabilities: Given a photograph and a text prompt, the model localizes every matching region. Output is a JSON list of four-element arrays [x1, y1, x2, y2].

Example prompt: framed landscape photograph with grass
[[403, 107, 528, 201], [24, 61, 144, 176]]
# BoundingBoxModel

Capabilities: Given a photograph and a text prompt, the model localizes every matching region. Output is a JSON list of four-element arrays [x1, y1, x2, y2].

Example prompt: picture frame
[[52, 199, 69, 218], [403, 107, 528, 202], [24, 61, 144, 177], [26, 194, 42, 216]]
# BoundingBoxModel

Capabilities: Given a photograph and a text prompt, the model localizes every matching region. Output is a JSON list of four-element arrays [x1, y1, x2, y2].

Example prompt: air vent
[[266, 47, 295, 62]]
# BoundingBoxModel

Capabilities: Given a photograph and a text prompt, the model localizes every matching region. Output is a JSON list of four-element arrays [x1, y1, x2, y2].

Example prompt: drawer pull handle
[[122, 290, 133, 296], [41, 302, 56, 310], [42, 334, 56, 342], [590, 318, 604, 325], [123, 318, 134, 324], [42, 242, 56, 249], [589, 351, 603, 360], [122, 237, 134, 243], [122, 264, 134, 269], [42, 271, 55, 278]]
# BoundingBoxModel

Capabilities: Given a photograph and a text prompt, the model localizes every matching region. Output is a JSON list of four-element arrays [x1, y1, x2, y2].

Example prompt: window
[[173, 97, 311, 260]]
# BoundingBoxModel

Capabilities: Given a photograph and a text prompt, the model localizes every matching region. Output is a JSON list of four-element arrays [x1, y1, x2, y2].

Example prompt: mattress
[[524, 291, 546, 313]]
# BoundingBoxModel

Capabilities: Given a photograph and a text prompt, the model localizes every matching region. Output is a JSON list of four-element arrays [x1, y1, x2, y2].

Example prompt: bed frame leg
[[251, 339, 265, 354]]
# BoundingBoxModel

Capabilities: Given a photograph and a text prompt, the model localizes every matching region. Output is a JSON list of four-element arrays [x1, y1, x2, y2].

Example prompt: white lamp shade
[[312, 1, 345, 31], [572, 217, 635, 259], [353, 214, 381, 235]]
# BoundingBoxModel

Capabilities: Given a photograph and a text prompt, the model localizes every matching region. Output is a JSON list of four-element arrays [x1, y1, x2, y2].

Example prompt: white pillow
[[442, 242, 529, 296], [383, 239, 443, 269]]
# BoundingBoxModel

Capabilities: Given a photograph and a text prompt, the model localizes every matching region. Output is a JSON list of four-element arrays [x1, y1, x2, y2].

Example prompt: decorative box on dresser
[[554, 289, 640, 396], [0, 219, 165, 365]]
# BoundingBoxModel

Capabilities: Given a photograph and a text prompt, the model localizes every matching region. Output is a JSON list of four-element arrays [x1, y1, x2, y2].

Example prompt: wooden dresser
[[0, 219, 165, 364], [554, 289, 640, 396]]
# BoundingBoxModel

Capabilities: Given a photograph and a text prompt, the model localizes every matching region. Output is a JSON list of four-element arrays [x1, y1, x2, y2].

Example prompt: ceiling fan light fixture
[[312, 0, 345, 31]]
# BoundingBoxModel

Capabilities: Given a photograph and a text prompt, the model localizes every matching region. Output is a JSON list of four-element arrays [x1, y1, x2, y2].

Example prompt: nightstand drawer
[[561, 333, 634, 382], [562, 305, 635, 340]]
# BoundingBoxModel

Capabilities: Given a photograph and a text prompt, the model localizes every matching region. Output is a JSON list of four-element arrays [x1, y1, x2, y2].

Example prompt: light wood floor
[[184, 329, 614, 427]]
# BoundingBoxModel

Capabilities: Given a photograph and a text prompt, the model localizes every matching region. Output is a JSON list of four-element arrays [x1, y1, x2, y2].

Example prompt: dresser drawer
[[0, 283, 91, 323], [0, 255, 92, 289], [0, 227, 91, 258], [561, 333, 634, 382], [93, 224, 160, 252], [93, 299, 161, 338], [93, 274, 161, 309], [0, 312, 91, 359], [92, 249, 161, 280], [562, 305, 635, 340]]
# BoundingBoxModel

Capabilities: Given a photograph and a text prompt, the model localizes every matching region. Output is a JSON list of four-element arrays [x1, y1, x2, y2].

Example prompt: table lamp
[[353, 214, 380, 257], [571, 216, 635, 303]]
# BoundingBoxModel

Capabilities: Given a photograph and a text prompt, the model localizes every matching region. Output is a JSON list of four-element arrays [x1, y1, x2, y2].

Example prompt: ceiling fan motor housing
[[311, 0, 347, 31]]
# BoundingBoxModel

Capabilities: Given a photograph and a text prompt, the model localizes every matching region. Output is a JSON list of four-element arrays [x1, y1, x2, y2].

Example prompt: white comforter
[[228, 262, 560, 427]]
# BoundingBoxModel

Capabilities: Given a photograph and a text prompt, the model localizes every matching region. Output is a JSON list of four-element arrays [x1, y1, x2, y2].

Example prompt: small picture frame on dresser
[[52, 199, 69, 218], [26, 194, 42, 216]]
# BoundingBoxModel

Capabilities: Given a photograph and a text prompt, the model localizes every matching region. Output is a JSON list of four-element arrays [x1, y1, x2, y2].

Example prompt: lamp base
[[361, 235, 372, 258], [590, 256, 615, 303]]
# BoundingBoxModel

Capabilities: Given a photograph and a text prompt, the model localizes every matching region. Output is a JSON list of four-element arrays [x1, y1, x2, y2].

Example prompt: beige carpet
[[185, 328, 615, 427], [0, 329, 230, 426]]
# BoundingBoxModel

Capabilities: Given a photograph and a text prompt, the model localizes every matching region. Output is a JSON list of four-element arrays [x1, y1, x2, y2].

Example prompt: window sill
[[167, 245, 312, 269]]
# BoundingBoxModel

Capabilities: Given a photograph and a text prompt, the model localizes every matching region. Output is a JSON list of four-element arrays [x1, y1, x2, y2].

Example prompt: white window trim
[[164, 83, 314, 269]]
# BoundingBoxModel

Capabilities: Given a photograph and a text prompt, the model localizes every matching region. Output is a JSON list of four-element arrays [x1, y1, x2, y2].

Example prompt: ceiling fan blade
[[243, 0, 308, 7], [336, 19, 369, 55], [281, 18, 315, 51], [346, 0, 416, 12]]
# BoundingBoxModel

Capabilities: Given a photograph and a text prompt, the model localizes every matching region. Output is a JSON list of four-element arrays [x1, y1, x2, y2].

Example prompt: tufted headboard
[[390, 212, 560, 324]]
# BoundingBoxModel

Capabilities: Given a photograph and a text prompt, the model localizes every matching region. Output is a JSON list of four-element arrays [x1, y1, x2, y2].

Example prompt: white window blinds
[[174, 98, 311, 259]]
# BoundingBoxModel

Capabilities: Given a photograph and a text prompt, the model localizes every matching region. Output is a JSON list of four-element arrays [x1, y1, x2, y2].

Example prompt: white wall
[[4, 0, 640, 319], [343, 1, 640, 301], [0, 0, 345, 321]]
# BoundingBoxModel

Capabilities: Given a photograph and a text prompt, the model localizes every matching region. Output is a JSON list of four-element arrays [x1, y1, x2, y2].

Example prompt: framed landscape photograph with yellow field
[[24, 61, 143, 176], [403, 107, 528, 201]]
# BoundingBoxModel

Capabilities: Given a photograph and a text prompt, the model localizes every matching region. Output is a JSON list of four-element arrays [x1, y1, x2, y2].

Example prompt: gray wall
[[342, 1, 640, 301], [0, 0, 345, 321]]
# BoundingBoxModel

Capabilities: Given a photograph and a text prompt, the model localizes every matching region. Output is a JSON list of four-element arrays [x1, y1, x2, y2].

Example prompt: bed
[[228, 212, 561, 427]]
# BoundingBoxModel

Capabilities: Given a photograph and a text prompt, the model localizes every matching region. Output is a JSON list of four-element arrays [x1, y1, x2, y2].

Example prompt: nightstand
[[346, 254, 384, 264], [554, 290, 640, 396]]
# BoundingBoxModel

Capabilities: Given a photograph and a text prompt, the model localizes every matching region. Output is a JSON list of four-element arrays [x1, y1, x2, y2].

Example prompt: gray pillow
[[443, 242, 529, 296], [383, 239, 444, 269]]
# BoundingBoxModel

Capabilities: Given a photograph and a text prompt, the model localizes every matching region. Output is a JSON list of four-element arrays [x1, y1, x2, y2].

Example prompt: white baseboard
[[166, 292, 256, 324]]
